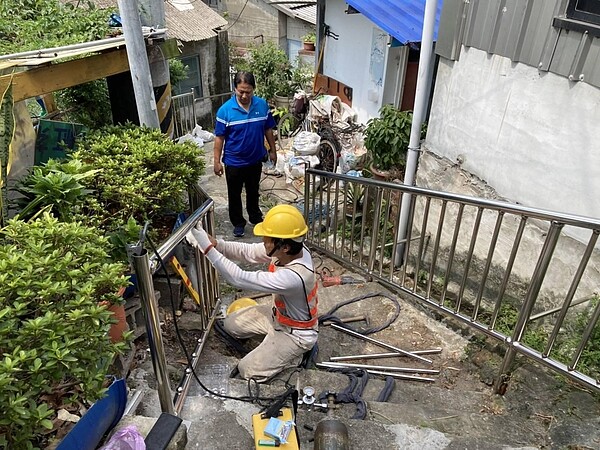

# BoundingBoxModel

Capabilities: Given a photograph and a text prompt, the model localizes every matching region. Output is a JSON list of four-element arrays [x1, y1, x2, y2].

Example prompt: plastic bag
[[177, 133, 204, 148], [292, 131, 321, 156], [100, 425, 146, 450], [192, 124, 214, 142]]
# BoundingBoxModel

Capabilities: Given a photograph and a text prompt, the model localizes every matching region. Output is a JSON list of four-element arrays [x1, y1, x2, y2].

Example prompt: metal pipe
[[394, 0, 439, 266], [330, 349, 442, 361], [0, 30, 167, 60], [318, 364, 436, 383], [319, 361, 439, 374], [330, 323, 432, 364], [132, 249, 175, 414], [531, 295, 595, 322], [364, 369, 436, 382], [151, 198, 213, 272]]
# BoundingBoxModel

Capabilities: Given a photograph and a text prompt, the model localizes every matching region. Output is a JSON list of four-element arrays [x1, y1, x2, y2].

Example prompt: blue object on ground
[[56, 377, 127, 450]]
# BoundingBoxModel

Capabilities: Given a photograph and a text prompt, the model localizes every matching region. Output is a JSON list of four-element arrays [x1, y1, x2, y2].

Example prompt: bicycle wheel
[[317, 138, 338, 173], [277, 112, 302, 150]]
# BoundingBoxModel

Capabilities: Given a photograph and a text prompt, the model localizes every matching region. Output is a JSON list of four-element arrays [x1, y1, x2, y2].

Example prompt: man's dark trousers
[[225, 161, 263, 228]]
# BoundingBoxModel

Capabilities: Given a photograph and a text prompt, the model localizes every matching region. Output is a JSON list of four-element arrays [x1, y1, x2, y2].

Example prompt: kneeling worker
[[186, 204, 318, 382]]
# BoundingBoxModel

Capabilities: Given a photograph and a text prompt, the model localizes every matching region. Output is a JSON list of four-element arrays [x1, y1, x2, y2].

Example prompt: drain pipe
[[394, 0, 438, 266]]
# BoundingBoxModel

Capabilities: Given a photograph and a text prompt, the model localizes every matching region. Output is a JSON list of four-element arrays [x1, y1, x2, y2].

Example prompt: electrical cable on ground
[[318, 291, 401, 335]]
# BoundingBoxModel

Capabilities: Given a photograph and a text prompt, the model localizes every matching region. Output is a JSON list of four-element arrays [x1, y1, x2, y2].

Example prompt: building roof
[[92, 0, 227, 42], [345, 0, 441, 44], [164, 0, 228, 41], [267, 1, 316, 26]]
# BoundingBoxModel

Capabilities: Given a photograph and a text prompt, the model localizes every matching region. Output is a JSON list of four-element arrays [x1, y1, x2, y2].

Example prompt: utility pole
[[117, 0, 160, 129]]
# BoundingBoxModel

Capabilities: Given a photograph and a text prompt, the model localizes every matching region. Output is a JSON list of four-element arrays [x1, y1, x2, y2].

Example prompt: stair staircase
[[123, 281, 600, 449]]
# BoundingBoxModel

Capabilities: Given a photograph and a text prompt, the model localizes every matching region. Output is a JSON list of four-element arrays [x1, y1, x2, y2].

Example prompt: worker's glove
[[185, 226, 213, 254]]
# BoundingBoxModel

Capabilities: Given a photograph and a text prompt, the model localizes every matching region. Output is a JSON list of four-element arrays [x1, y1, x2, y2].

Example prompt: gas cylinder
[[313, 419, 350, 450]]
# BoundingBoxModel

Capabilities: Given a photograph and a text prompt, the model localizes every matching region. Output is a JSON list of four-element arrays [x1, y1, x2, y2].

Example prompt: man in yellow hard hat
[[186, 204, 318, 382]]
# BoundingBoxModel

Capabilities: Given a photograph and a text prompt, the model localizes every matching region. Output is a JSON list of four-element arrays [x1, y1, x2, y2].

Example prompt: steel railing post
[[132, 249, 175, 414], [494, 221, 563, 394]]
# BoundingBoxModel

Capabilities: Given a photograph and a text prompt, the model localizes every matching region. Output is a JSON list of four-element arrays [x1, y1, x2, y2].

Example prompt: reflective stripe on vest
[[268, 262, 318, 329]]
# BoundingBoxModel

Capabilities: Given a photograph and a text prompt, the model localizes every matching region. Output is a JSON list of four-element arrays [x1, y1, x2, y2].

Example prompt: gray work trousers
[[223, 304, 317, 382]]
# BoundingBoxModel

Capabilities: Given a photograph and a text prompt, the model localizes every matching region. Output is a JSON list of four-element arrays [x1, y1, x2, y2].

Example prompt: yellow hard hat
[[226, 297, 258, 315], [253, 204, 308, 240]]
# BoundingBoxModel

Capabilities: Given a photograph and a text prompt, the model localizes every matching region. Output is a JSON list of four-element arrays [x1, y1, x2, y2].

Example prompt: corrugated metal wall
[[436, 0, 600, 88]]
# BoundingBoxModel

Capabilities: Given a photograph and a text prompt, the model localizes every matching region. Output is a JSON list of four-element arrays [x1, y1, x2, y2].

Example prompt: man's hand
[[214, 161, 224, 177], [268, 149, 277, 166]]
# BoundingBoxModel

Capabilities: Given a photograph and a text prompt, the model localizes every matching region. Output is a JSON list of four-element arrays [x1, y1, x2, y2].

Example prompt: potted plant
[[364, 105, 425, 181], [0, 213, 130, 448], [302, 31, 316, 51]]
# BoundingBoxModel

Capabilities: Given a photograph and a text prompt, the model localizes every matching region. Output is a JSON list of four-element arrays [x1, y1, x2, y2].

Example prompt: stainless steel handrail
[[304, 167, 600, 393]]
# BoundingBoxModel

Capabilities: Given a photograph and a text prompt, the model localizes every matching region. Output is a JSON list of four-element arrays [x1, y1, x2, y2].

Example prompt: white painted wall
[[323, 0, 388, 123], [426, 46, 600, 221]]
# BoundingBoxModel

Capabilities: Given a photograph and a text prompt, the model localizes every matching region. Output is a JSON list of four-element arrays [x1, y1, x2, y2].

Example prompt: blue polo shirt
[[215, 95, 276, 167]]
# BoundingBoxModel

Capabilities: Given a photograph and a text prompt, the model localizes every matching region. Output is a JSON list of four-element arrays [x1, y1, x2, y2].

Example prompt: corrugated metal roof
[[345, 0, 442, 44], [164, 0, 228, 41], [268, 1, 317, 25], [91, 0, 227, 42]]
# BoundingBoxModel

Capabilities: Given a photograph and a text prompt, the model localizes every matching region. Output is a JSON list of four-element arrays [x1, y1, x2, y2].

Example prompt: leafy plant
[[55, 80, 112, 129], [364, 105, 425, 173], [12, 158, 100, 221], [169, 58, 190, 87], [302, 31, 316, 44], [233, 42, 313, 100], [0, 213, 129, 449], [70, 124, 205, 254], [0, 0, 112, 55]]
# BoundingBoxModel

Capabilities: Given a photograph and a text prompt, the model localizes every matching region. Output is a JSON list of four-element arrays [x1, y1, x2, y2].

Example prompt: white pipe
[[394, 0, 438, 266], [0, 30, 167, 61]]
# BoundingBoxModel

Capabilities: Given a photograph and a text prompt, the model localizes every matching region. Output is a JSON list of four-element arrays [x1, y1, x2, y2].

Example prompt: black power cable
[[144, 234, 291, 405]]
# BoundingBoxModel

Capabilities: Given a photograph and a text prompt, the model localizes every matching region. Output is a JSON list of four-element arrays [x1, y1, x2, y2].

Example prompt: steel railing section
[[133, 184, 222, 414], [171, 90, 196, 140], [304, 168, 600, 393]]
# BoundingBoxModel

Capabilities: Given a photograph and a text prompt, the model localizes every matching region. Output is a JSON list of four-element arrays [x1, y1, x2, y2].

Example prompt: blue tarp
[[345, 0, 442, 44]]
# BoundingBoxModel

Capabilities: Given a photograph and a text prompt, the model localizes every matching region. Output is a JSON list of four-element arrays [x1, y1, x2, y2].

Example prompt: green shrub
[[72, 125, 205, 225], [55, 79, 113, 129], [364, 105, 426, 172], [0, 213, 129, 449], [233, 42, 313, 100]]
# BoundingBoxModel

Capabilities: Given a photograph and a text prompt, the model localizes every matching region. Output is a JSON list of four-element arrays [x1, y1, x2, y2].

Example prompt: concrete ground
[[121, 141, 600, 450]]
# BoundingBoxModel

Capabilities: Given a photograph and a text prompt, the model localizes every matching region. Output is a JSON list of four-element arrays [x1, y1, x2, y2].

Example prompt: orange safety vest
[[268, 262, 318, 329]]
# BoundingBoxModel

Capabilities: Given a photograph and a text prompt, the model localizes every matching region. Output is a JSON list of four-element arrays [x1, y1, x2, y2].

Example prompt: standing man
[[214, 71, 277, 238], [186, 205, 318, 383]]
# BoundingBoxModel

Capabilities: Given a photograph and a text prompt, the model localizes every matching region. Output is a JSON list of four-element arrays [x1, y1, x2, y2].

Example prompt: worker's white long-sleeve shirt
[[205, 239, 316, 325]]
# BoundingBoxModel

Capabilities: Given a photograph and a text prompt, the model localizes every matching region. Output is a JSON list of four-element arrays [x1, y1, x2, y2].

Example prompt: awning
[[345, 0, 442, 44]]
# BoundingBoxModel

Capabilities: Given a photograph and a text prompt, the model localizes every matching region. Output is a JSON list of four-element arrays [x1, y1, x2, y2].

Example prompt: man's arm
[[213, 135, 224, 176], [265, 128, 277, 165]]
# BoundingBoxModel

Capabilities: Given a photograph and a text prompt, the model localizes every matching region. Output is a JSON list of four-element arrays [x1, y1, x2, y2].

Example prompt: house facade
[[426, 0, 600, 222], [218, 0, 316, 62], [317, 0, 441, 123]]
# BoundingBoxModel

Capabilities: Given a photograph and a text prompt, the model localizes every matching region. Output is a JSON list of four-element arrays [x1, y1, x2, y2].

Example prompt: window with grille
[[173, 56, 203, 98]]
